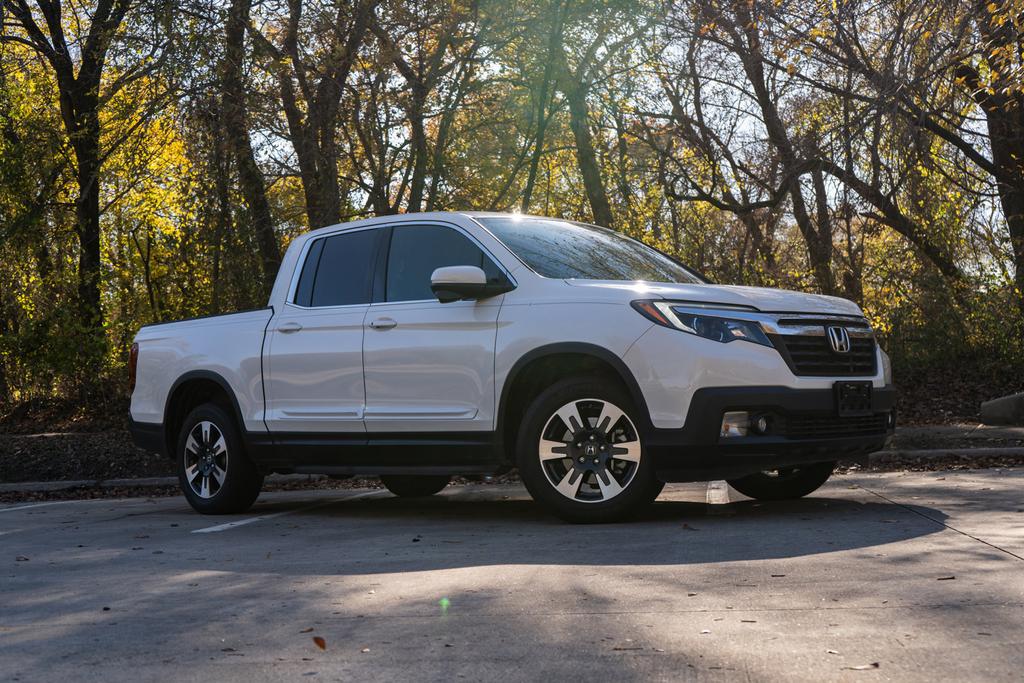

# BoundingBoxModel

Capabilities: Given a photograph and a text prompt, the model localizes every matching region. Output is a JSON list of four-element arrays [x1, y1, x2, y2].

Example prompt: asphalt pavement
[[2, 470, 1022, 681]]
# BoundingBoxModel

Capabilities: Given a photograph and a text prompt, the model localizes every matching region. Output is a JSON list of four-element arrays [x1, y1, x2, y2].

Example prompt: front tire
[[517, 378, 663, 523], [380, 475, 451, 497], [727, 462, 835, 501], [176, 403, 263, 514]]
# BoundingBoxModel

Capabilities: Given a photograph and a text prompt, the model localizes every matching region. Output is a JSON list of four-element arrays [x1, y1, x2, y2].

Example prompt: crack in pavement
[[857, 484, 1024, 562]]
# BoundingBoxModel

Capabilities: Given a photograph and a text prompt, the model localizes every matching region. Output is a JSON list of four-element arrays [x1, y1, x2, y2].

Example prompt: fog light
[[721, 411, 749, 438]]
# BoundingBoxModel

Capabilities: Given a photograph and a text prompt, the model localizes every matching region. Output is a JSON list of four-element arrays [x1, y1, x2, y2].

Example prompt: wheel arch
[[162, 370, 247, 459], [497, 343, 653, 459]]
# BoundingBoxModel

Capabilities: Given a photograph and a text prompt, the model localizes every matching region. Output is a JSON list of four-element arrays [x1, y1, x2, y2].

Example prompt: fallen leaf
[[682, 523, 699, 531], [740, 620, 757, 623], [936, 576, 955, 581], [15, 556, 29, 562], [842, 663, 880, 671], [300, 628, 314, 634], [771, 574, 785, 578], [360, 647, 370, 653], [612, 646, 643, 651], [826, 650, 840, 655], [312, 637, 326, 650], [687, 592, 698, 597], [700, 630, 710, 634]]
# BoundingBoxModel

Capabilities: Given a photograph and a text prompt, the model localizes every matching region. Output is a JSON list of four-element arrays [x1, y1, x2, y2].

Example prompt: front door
[[264, 227, 383, 432], [362, 224, 507, 433]]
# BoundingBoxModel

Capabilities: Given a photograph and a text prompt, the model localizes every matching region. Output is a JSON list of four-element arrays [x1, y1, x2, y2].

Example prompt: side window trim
[[286, 225, 384, 310]]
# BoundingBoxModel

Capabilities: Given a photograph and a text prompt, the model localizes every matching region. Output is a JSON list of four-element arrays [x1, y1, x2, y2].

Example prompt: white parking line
[[191, 490, 385, 534], [0, 501, 76, 514], [706, 480, 730, 505]]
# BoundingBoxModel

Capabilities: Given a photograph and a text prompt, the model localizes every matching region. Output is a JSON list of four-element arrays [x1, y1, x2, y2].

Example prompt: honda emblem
[[827, 326, 851, 353]]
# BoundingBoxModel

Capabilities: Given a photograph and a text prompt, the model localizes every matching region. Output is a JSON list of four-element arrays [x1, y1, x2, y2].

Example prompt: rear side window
[[385, 225, 502, 302], [293, 229, 379, 307]]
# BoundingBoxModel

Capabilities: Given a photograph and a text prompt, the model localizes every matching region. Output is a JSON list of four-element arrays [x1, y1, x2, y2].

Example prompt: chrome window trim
[[285, 219, 517, 310], [663, 303, 874, 338], [286, 224, 384, 308]]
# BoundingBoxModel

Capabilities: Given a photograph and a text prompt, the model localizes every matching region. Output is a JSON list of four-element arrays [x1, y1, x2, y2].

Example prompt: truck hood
[[563, 280, 864, 317]]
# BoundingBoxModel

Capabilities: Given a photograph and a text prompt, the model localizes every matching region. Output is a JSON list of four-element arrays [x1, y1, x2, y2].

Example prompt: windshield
[[478, 217, 703, 283]]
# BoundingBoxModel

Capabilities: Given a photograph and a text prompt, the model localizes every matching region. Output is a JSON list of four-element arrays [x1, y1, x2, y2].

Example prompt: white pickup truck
[[129, 212, 895, 522]]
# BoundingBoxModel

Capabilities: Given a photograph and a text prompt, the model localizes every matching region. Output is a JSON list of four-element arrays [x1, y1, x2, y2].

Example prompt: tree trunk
[[983, 100, 1024, 318], [559, 74, 614, 227], [70, 103, 104, 340], [406, 88, 429, 212], [223, 0, 280, 297], [211, 105, 232, 313], [522, 2, 565, 212], [732, 2, 834, 294]]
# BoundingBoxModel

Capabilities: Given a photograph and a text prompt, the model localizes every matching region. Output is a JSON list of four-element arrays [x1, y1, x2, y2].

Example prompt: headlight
[[631, 300, 773, 348]]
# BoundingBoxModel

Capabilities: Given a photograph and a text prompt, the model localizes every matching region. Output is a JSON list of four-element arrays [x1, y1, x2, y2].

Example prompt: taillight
[[129, 343, 139, 394]]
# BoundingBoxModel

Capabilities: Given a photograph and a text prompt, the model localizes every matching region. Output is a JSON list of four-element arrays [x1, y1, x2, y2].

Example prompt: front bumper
[[648, 385, 896, 482]]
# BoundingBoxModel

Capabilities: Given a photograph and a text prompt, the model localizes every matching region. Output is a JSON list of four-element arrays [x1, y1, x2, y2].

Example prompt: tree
[[368, 0, 481, 212], [221, 0, 279, 294], [249, 0, 376, 229], [1, 0, 170, 359], [787, 0, 1022, 306]]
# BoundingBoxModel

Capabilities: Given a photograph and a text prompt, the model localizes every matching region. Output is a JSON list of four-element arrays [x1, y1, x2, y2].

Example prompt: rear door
[[362, 223, 508, 433], [264, 226, 383, 432]]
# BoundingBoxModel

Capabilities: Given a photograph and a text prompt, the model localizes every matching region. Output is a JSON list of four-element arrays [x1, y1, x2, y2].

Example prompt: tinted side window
[[304, 229, 379, 307], [386, 225, 501, 302], [293, 238, 325, 307]]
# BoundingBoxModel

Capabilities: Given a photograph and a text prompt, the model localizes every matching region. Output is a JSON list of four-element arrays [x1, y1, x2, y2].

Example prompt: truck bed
[[131, 307, 275, 430]]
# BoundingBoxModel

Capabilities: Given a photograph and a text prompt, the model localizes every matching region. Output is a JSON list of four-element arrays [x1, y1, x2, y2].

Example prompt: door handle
[[368, 317, 397, 330], [278, 321, 303, 334]]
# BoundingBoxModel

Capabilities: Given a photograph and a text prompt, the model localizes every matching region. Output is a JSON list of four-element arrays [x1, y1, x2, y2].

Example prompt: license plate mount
[[835, 381, 873, 417]]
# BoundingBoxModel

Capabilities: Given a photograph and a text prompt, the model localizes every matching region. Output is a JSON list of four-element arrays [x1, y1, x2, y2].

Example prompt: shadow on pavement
[[220, 490, 951, 572]]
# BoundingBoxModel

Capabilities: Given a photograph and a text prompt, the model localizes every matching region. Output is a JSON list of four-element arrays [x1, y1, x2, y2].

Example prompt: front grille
[[785, 413, 889, 439], [772, 334, 877, 376]]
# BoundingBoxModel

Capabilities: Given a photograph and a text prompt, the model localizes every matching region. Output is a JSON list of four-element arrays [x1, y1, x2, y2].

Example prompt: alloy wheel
[[183, 420, 228, 499], [538, 398, 642, 503]]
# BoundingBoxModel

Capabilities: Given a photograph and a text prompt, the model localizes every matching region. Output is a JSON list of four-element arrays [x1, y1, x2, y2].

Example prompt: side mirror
[[430, 265, 514, 303]]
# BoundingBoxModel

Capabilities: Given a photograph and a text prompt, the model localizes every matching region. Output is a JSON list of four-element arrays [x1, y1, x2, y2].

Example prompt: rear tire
[[380, 474, 451, 497], [176, 403, 263, 514], [517, 377, 663, 523], [727, 462, 835, 501]]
